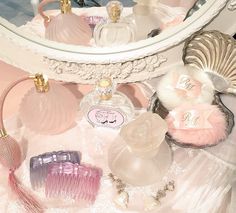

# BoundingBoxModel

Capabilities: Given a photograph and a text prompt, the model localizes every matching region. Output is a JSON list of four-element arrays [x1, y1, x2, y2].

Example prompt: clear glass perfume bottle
[[80, 78, 135, 129], [94, 1, 135, 47], [124, 1, 162, 41]]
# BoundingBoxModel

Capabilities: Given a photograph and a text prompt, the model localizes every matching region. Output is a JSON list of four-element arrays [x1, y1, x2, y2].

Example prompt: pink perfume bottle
[[19, 74, 77, 135], [38, 0, 92, 45]]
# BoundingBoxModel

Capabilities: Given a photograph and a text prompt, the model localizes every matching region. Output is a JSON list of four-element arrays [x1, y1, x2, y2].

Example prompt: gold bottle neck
[[100, 93, 112, 101], [60, 0, 72, 14], [0, 128, 7, 138], [32, 74, 50, 93]]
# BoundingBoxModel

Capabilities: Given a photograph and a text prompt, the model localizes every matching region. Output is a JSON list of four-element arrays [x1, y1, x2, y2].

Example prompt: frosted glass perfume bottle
[[124, 1, 162, 41], [94, 1, 135, 47], [80, 78, 135, 129], [38, 0, 92, 45], [19, 74, 78, 135]]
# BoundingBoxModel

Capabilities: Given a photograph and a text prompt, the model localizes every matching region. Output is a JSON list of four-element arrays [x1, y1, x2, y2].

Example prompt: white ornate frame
[[0, 0, 235, 83]]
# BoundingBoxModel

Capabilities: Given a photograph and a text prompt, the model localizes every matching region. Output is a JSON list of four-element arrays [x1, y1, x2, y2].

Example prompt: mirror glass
[[0, 0, 206, 48]]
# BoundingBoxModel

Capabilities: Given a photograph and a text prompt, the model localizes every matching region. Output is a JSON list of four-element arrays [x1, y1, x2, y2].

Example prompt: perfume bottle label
[[87, 106, 125, 129], [175, 75, 202, 97], [171, 110, 213, 129]]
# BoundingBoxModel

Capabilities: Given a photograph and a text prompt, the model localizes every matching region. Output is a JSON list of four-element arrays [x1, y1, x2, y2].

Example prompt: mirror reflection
[[0, 0, 205, 47]]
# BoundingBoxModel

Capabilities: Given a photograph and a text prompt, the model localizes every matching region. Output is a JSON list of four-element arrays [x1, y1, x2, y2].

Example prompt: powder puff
[[166, 103, 227, 147], [157, 65, 214, 110]]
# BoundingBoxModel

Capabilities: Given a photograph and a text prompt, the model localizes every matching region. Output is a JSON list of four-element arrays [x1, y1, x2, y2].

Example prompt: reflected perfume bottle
[[80, 78, 135, 129], [38, 0, 92, 45], [94, 1, 135, 47]]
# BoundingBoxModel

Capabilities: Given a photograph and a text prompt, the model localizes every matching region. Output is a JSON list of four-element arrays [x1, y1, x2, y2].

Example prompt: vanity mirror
[[0, 0, 235, 84]]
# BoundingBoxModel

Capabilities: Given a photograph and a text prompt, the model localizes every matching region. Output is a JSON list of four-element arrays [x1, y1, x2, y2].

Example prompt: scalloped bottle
[[19, 75, 77, 135], [38, 0, 92, 45]]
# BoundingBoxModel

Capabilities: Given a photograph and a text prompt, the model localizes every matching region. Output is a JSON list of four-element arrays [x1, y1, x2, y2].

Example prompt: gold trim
[[0, 128, 7, 138], [60, 0, 72, 14], [33, 74, 50, 93], [100, 94, 112, 101]]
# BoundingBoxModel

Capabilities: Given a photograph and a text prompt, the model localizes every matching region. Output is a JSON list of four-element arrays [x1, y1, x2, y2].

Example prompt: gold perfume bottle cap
[[60, 0, 72, 14], [33, 74, 50, 93], [96, 77, 114, 100], [107, 1, 123, 23], [0, 128, 7, 138]]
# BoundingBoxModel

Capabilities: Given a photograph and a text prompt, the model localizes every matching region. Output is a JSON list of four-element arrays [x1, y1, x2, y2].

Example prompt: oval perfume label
[[87, 106, 125, 129]]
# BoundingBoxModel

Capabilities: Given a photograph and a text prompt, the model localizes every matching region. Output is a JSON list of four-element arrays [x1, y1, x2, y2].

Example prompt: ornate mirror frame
[[0, 0, 235, 83]]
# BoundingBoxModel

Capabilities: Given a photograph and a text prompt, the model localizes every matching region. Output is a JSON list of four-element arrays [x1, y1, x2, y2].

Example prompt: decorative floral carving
[[0, 1, 231, 84], [228, 0, 236, 10], [43, 54, 167, 83]]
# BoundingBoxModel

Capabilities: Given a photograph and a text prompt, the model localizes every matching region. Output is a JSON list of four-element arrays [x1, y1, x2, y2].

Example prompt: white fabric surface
[[0, 95, 235, 213]]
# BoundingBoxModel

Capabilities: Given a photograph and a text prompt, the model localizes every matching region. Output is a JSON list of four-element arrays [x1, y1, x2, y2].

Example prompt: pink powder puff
[[166, 104, 227, 147]]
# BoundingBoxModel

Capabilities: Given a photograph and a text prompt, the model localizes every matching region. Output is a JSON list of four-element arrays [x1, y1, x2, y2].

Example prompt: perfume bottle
[[80, 78, 135, 129], [94, 1, 135, 47], [38, 0, 92, 45], [19, 74, 78, 135], [124, 1, 163, 41]]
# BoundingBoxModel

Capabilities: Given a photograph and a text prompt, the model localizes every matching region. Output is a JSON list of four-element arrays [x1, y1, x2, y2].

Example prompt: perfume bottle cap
[[33, 74, 50, 93], [107, 1, 123, 23], [96, 77, 114, 100], [60, 0, 72, 14]]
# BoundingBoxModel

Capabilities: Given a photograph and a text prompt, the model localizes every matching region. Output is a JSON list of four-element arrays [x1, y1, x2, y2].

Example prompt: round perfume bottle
[[80, 78, 135, 129], [125, 2, 161, 41], [94, 1, 135, 47], [19, 74, 77, 135], [38, 0, 92, 45], [108, 112, 172, 186]]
